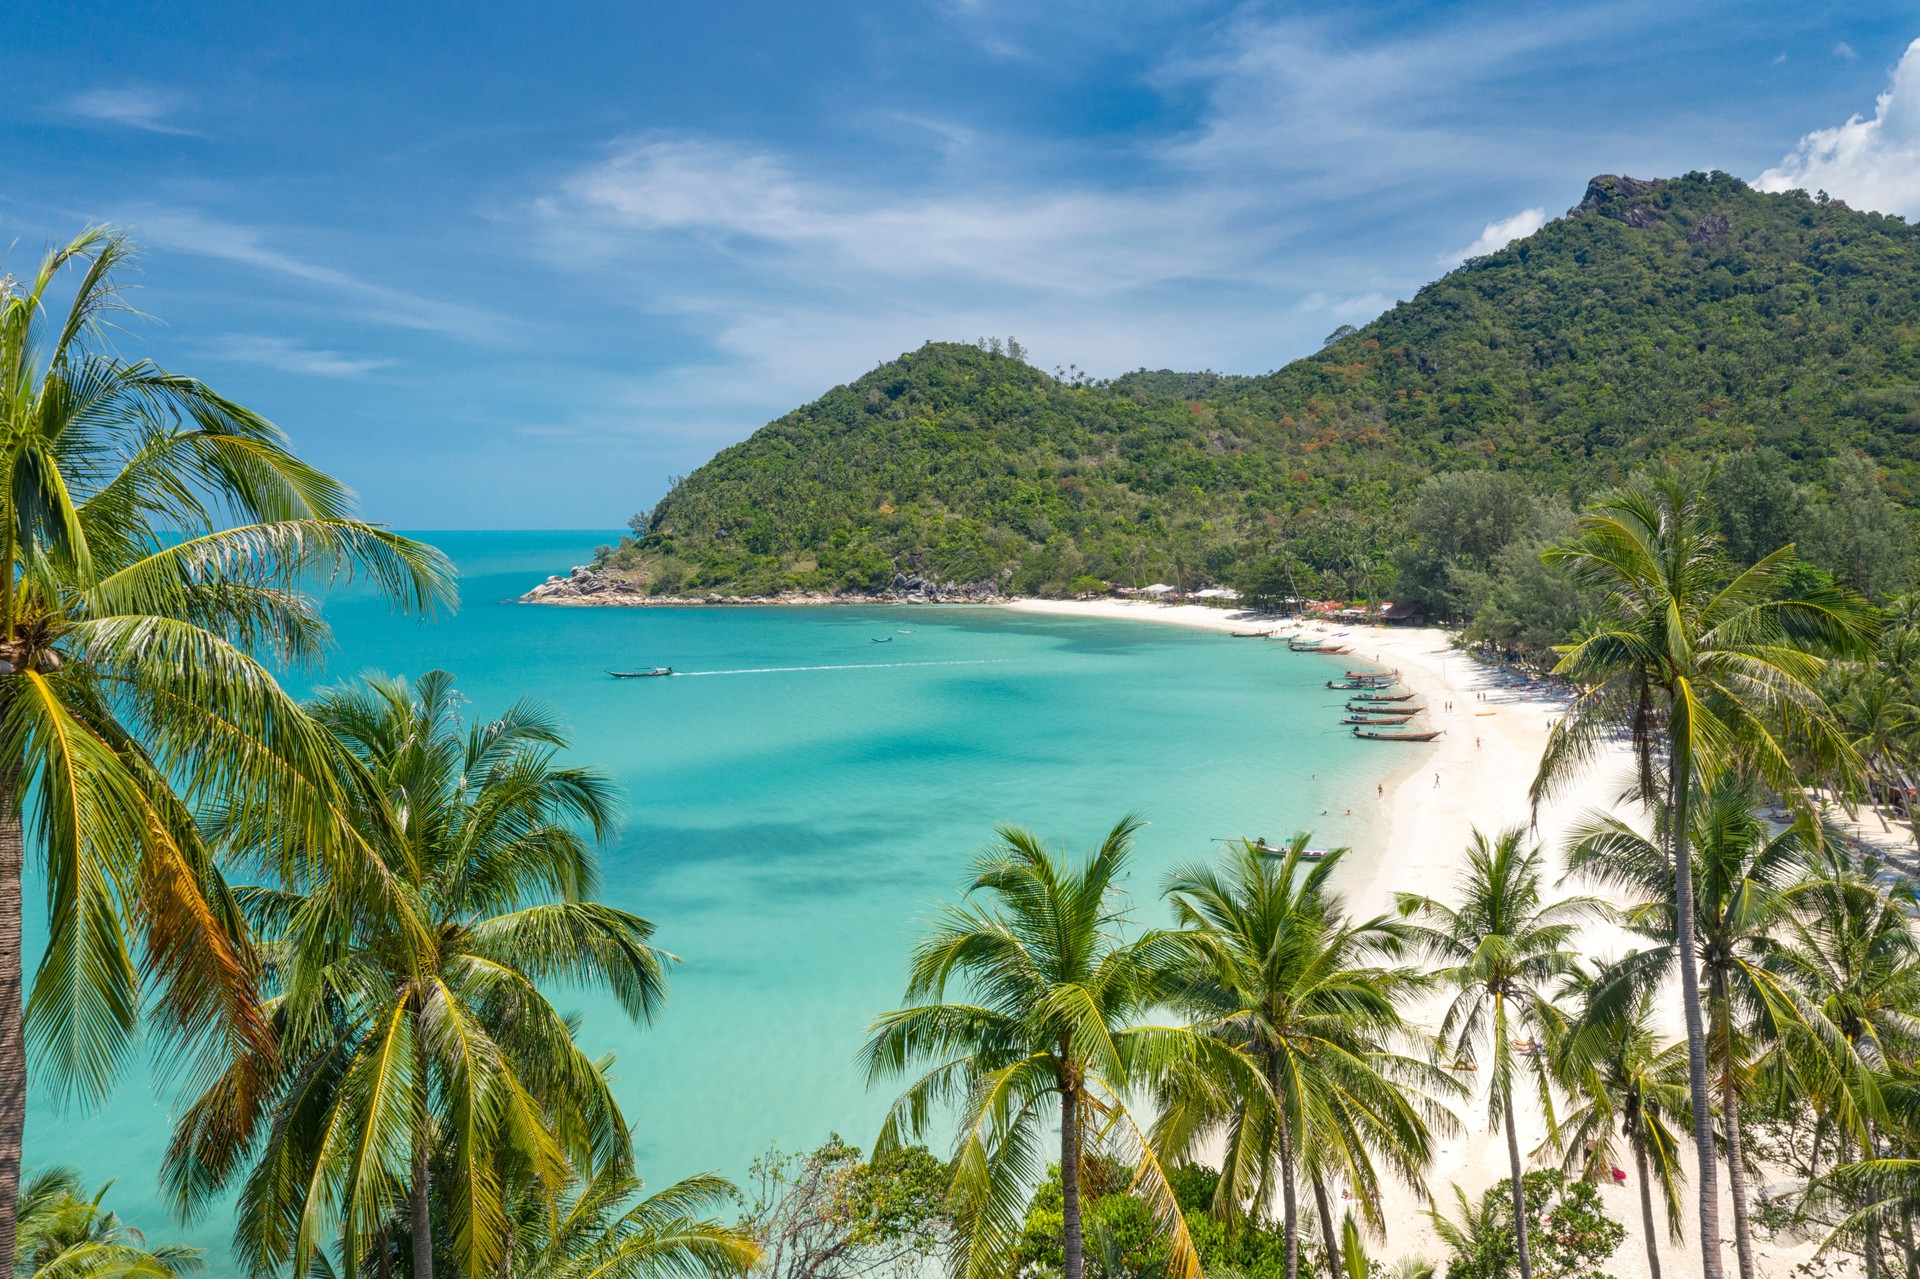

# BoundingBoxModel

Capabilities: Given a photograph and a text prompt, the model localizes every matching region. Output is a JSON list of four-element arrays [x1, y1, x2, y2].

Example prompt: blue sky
[[5, 1, 1919, 527]]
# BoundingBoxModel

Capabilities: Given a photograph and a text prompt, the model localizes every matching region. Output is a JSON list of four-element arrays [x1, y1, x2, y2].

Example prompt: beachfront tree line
[[864, 472, 1920, 1279], [3, 228, 1919, 1279]]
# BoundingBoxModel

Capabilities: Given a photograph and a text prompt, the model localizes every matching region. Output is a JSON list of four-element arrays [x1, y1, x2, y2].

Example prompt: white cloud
[[126, 207, 505, 340], [543, 136, 1250, 296], [1835, 42, 1859, 60], [67, 87, 198, 135], [1439, 207, 1547, 265], [197, 334, 395, 377], [1757, 37, 1920, 216]]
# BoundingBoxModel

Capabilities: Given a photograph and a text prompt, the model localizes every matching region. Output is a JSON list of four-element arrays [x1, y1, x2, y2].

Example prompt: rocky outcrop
[[1687, 211, 1731, 245], [519, 566, 1006, 607], [522, 565, 646, 603]]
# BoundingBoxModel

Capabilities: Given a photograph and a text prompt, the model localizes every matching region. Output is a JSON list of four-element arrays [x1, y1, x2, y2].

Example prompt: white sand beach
[[1002, 597, 1867, 1277]]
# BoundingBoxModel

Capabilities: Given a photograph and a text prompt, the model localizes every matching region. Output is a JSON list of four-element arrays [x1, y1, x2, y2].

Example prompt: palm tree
[[0, 231, 453, 1272], [167, 672, 668, 1279], [1154, 837, 1459, 1279], [1828, 665, 1920, 838], [1545, 962, 1690, 1279], [1772, 850, 1920, 1277], [14, 1167, 203, 1278], [503, 1164, 758, 1279], [1566, 780, 1819, 1279], [860, 817, 1220, 1279], [1397, 827, 1594, 1279], [1532, 465, 1875, 1279]]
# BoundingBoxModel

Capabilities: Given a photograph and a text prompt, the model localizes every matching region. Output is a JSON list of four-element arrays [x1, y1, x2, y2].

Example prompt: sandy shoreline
[[1001, 598, 1853, 1277]]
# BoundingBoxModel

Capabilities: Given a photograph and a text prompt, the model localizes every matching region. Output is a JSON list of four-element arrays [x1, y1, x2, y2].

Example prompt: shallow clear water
[[29, 532, 1391, 1265]]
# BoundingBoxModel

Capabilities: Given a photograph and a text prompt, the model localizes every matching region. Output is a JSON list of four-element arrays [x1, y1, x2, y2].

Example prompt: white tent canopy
[[1141, 583, 1175, 594]]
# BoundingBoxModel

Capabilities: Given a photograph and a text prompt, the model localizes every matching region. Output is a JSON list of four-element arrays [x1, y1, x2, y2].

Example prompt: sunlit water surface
[[29, 532, 1391, 1267]]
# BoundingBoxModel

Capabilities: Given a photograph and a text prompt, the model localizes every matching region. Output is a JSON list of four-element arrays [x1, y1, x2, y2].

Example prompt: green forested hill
[[595, 172, 1920, 601]]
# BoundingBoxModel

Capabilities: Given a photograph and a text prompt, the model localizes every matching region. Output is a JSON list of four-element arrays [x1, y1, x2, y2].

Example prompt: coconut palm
[[1566, 780, 1819, 1279], [1827, 666, 1920, 839], [1154, 837, 1459, 1279], [1772, 851, 1920, 1276], [166, 672, 669, 1279], [1544, 962, 1690, 1279], [860, 816, 1219, 1279], [0, 231, 453, 1272], [1532, 465, 1875, 1279], [1397, 827, 1595, 1279], [14, 1167, 203, 1278], [503, 1164, 758, 1279]]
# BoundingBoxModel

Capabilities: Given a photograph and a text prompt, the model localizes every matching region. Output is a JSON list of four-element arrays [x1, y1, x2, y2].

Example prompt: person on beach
[[1433, 773, 1440, 788]]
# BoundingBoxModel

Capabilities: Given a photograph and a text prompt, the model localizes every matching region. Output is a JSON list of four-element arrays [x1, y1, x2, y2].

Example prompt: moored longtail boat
[[1252, 840, 1332, 859], [1350, 691, 1415, 702], [1345, 702, 1423, 715], [1351, 727, 1442, 741]]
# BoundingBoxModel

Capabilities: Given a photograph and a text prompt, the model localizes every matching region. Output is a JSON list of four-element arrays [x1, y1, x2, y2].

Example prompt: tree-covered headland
[[592, 173, 1920, 612]]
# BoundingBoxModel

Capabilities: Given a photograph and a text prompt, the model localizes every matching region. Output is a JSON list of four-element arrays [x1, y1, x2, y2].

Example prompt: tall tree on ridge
[[1531, 465, 1875, 1279], [1398, 827, 1595, 1279], [0, 230, 453, 1275]]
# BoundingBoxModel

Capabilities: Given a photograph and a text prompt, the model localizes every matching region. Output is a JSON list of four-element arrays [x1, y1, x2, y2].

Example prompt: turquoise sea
[[30, 532, 1391, 1264]]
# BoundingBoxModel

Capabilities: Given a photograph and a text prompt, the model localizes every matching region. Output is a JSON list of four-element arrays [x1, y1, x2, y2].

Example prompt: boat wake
[[675, 658, 1014, 677]]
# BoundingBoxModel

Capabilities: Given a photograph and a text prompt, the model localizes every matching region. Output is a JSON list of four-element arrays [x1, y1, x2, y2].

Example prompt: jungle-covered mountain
[[592, 171, 1920, 604]]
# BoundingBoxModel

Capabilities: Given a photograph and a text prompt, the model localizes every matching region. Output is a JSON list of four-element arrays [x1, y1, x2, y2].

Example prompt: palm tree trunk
[[0, 785, 23, 1278], [1311, 1174, 1340, 1279], [1634, 1131, 1662, 1279], [412, 1033, 433, 1279], [1867, 1122, 1885, 1279], [1669, 733, 1725, 1279], [1719, 1046, 1756, 1279], [1502, 1089, 1535, 1279], [1277, 1111, 1300, 1279], [1061, 1089, 1084, 1279]]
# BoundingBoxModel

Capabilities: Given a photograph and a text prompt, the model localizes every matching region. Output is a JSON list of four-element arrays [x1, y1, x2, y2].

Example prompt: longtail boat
[[1316, 645, 1350, 654], [1231, 630, 1271, 638], [609, 667, 674, 678], [1351, 727, 1442, 741], [1288, 640, 1325, 651], [1351, 692, 1415, 702], [1253, 841, 1332, 859], [1344, 669, 1398, 679], [1345, 702, 1422, 715], [1327, 678, 1394, 690], [1343, 713, 1418, 725]]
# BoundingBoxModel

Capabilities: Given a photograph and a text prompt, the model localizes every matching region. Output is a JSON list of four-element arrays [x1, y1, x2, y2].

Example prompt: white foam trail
[[675, 658, 1013, 677]]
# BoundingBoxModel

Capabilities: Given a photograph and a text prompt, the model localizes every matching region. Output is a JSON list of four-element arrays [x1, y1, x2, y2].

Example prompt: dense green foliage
[[1427, 1172, 1623, 1279], [600, 173, 1920, 600], [739, 1135, 948, 1279]]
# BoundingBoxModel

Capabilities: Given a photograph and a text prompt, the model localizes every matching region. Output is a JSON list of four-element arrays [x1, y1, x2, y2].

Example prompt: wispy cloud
[[1757, 37, 1920, 217], [67, 87, 199, 136], [1835, 42, 1859, 61], [197, 334, 395, 377], [543, 136, 1250, 296], [1439, 207, 1548, 265], [126, 207, 506, 340]]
